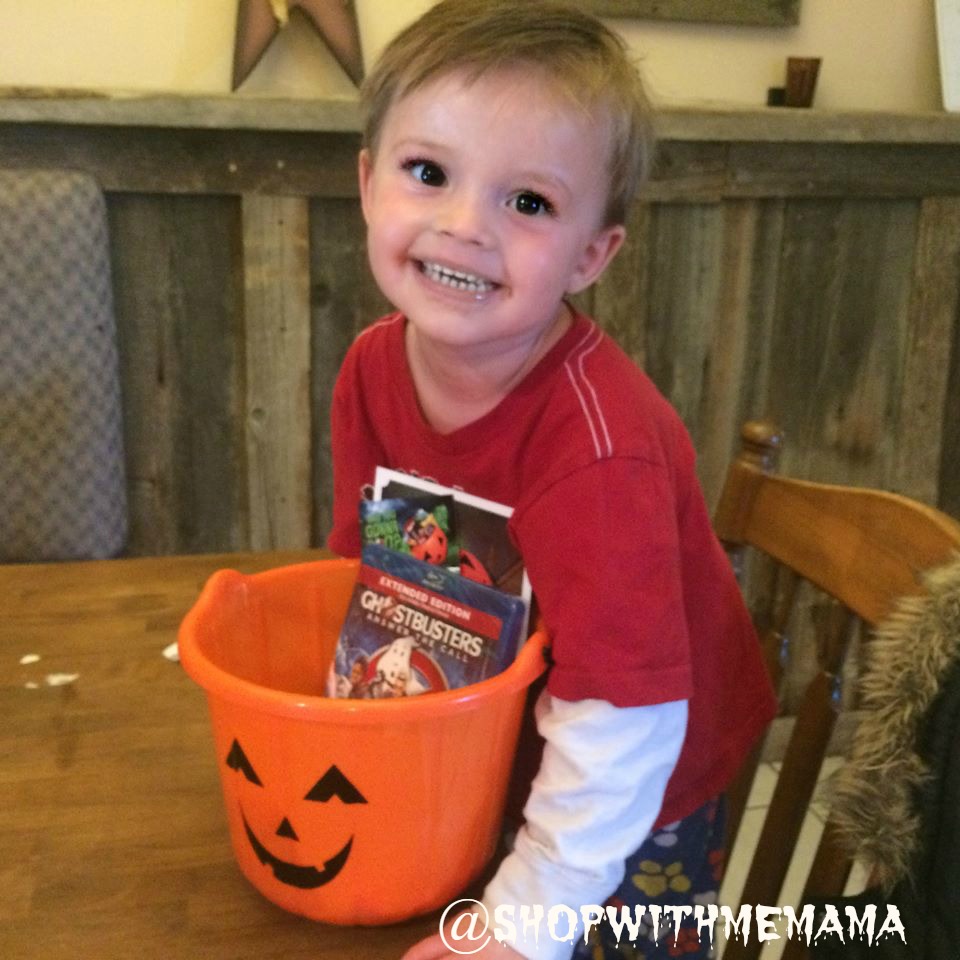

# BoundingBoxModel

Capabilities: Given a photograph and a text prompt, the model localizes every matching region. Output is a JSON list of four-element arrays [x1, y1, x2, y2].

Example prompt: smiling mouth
[[419, 260, 498, 295], [242, 812, 353, 890]]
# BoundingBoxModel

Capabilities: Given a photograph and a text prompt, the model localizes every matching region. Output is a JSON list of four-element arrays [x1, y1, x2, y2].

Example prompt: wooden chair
[[713, 420, 960, 960]]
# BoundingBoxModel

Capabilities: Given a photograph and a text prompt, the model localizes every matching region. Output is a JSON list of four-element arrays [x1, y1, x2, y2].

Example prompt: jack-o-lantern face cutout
[[225, 739, 367, 890]]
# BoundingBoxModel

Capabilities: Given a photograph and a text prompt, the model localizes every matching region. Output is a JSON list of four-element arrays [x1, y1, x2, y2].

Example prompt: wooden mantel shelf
[[653, 102, 960, 144], [0, 88, 363, 134], [1, 87, 959, 145]]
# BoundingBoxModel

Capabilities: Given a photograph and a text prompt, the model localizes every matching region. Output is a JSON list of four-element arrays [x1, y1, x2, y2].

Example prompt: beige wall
[[623, 0, 942, 112], [0, 0, 946, 112]]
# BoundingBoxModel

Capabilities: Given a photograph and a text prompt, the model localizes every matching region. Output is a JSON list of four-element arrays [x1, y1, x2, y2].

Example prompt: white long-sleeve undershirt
[[481, 692, 688, 960]]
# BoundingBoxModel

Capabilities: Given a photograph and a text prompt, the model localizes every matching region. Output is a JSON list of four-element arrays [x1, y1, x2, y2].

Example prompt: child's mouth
[[419, 260, 497, 295]]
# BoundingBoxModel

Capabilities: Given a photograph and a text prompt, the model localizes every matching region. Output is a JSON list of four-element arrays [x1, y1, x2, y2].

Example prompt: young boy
[[327, 2, 777, 957]]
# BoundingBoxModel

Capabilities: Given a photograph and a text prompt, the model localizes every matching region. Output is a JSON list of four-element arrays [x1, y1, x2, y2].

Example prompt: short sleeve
[[326, 342, 385, 558], [511, 457, 693, 707]]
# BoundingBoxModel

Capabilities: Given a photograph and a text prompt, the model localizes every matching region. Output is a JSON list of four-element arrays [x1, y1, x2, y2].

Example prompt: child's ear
[[358, 148, 374, 223], [567, 224, 626, 295]]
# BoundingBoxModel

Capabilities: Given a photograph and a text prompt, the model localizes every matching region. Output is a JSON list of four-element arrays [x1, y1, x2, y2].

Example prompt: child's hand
[[401, 929, 525, 960]]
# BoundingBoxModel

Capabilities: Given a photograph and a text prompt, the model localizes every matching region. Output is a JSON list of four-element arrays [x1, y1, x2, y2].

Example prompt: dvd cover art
[[373, 468, 530, 604], [359, 495, 457, 566], [329, 544, 527, 699]]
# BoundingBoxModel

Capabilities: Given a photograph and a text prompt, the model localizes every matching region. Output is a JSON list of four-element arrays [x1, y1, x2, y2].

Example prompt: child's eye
[[402, 159, 447, 187], [511, 192, 554, 217]]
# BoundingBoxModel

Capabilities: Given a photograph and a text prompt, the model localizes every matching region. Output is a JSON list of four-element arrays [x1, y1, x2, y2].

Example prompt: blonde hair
[[361, 0, 654, 226]]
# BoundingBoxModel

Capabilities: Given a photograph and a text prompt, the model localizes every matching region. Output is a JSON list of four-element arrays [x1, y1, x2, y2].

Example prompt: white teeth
[[420, 260, 495, 294]]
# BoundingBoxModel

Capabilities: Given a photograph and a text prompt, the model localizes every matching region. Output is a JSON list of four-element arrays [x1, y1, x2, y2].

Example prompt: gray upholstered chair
[[0, 170, 127, 561]]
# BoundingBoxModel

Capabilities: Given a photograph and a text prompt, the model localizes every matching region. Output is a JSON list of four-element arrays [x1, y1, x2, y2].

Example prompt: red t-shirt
[[328, 310, 777, 825]]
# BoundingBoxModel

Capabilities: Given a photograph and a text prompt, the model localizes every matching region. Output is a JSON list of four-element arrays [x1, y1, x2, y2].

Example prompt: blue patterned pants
[[570, 796, 726, 960]]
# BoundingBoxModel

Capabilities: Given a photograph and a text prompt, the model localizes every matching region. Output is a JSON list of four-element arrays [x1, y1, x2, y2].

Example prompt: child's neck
[[405, 305, 573, 435]]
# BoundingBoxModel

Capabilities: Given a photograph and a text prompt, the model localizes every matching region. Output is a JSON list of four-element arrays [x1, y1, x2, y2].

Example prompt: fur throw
[[829, 554, 960, 890]]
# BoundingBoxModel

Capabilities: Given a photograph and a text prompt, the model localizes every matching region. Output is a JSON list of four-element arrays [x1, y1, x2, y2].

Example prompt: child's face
[[358, 67, 624, 359]]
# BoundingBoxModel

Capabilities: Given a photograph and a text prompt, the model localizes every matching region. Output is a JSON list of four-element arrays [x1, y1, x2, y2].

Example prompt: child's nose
[[434, 189, 491, 246]]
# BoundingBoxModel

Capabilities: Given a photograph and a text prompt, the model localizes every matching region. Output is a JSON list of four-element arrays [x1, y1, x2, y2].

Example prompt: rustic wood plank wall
[[2, 113, 958, 560]]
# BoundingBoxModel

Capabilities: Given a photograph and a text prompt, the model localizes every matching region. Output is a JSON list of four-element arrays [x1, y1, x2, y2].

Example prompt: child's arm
[[402, 692, 686, 960], [481, 692, 687, 960], [326, 336, 391, 558]]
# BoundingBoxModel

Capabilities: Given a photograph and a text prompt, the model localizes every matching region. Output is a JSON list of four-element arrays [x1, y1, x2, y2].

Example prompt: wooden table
[[0, 551, 439, 960]]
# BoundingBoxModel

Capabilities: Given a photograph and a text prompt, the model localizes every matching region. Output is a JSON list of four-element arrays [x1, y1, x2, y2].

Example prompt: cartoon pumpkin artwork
[[404, 508, 449, 565], [225, 738, 367, 890]]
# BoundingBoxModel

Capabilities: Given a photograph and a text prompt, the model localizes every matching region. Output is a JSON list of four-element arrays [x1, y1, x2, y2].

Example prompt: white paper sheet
[[936, 0, 960, 111]]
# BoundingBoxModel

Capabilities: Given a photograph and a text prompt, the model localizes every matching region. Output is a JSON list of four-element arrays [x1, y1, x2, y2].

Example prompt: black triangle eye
[[225, 739, 262, 785], [305, 765, 367, 804]]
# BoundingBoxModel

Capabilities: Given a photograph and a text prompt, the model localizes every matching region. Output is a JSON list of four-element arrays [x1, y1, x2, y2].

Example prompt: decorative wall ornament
[[232, 0, 363, 90], [575, 0, 800, 27]]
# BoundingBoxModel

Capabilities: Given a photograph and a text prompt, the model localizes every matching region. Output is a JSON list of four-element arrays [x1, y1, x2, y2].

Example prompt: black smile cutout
[[242, 813, 354, 889]]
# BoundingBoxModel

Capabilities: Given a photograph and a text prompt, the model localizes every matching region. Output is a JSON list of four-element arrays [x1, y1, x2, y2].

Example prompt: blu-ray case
[[329, 544, 528, 698]]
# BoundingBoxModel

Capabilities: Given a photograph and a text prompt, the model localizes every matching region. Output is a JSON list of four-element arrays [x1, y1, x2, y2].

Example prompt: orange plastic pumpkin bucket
[[178, 557, 546, 925]]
